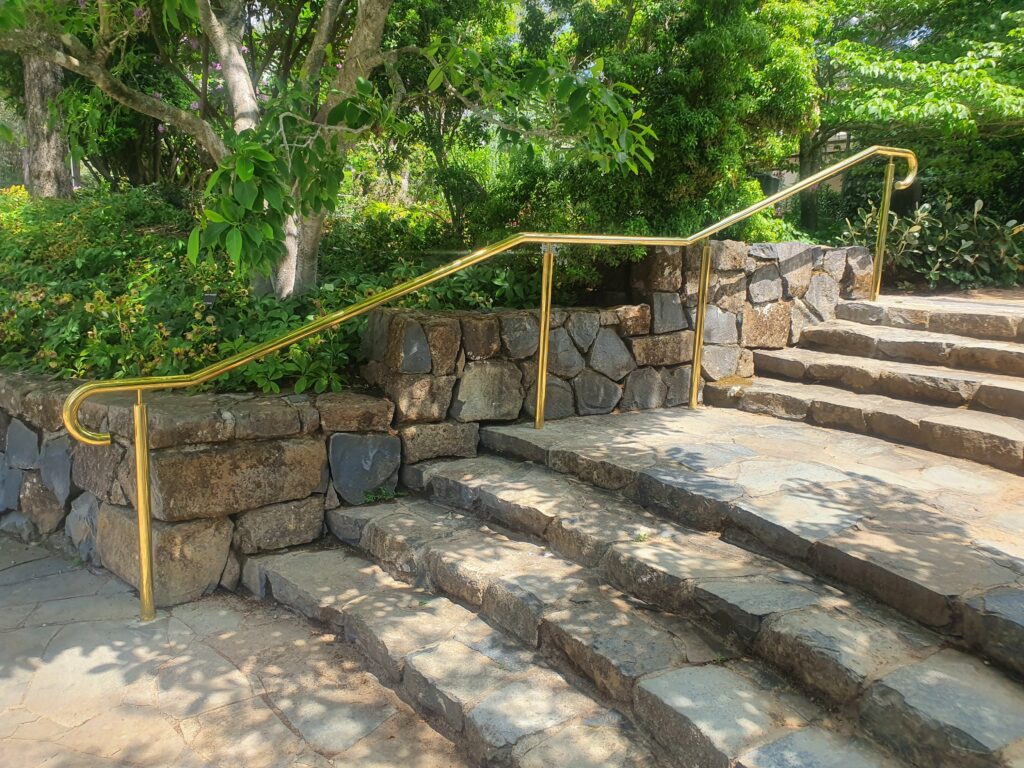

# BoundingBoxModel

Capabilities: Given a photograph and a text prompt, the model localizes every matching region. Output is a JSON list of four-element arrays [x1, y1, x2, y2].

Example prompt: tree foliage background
[[0, 0, 1020, 388]]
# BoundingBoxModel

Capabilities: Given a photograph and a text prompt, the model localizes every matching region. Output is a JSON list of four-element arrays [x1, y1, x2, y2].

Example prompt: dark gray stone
[[548, 327, 585, 378], [0, 461, 23, 512], [589, 328, 637, 382], [6, 418, 39, 470], [748, 264, 783, 304], [620, 368, 667, 411], [817, 248, 849, 282], [573, 370, 622, 415], [66, 491, 100, 564], [709, 240, 747, 271], [232, 496, 325, 554], [651, 293, 686, 334], [632, 246, 683, 293], [39, 436, 73, 507], [329, 433, 402, 505], [663, 366, 702, 407], [500, 312, 540, 359], [19, 471, 65, 534], [701, 345, 741, 381], [565, 311, 600, 352], [449, 361, 524, 422], [703, 306, 739, 344], [779, 248, 816, 299], [964, 586, 1024, 676], [524, 376, 576, 421], [804, 274, 840, 320]]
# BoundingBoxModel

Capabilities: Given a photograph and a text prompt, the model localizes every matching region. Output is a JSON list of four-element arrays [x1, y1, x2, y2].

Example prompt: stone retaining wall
[[0, 373, 430, 606], [362, 240, 871, 442]]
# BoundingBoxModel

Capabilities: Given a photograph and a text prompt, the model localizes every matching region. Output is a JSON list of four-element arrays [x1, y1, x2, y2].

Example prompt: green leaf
[[226, 227, 242, 263], [186, 228, 200, 264], [427, 67, 445, 91], [205, 208, 227, 223], [234, 178, 259, 209], [236, 156, 254, 182]]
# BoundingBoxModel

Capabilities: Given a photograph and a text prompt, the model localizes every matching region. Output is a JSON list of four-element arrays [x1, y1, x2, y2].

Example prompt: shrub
[[0, 186, 542, 394], [843, 194, 1023, 289]]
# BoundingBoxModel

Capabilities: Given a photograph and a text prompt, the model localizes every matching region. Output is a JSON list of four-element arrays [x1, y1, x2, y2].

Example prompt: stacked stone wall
[[363, 239, 871, 445], [0, 373, 413, 606]]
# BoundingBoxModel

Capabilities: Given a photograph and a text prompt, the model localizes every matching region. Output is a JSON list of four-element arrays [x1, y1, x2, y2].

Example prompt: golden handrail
[[63, 144, 916, 446], [61, 143, 916, 621]]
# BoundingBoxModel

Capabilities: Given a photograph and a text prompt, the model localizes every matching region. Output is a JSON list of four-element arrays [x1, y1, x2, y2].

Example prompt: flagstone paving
[[0, 537, 469, 768]]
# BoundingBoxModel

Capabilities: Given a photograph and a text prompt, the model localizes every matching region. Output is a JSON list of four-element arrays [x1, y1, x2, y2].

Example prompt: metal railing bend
[[62, 144, 917, 620]]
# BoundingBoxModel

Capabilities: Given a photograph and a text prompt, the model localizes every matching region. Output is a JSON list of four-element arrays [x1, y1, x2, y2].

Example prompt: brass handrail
[[61, 144, 916, 620]]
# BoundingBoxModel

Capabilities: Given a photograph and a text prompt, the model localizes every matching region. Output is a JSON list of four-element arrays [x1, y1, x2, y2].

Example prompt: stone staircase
[[705, 296, 1024, 473], [241, 295, 1024, 768]]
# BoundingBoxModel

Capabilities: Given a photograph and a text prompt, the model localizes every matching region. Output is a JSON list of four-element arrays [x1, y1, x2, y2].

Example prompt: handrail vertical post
[[689, 241, 712, 409], [871, 158, 897, 301], [133, 390, 157, 621], [535, 243, 556, 429]]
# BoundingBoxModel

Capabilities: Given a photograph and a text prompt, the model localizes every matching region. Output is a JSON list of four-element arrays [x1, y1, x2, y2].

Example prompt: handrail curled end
[[63, 382, 115, 447], [879, 146, 918, 190]]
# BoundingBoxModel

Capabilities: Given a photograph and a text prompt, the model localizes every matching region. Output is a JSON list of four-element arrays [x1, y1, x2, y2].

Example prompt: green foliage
[[843, 195, 1023, 288], [0, 186, 541, 392]]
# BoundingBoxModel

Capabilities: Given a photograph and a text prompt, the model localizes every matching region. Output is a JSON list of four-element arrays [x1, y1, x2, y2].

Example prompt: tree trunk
[[272, 212, 322, 298], [22, 55, 72, 198], [798, 133, 818, 233]]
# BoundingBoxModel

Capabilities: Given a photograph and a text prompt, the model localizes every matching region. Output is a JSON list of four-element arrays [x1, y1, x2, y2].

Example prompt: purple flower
[[189, 101, 200, 110], [258, 93, 269, 102], [240, 45, 249, 54], [187, 36, 200, 51], [215, 84, 224, 91], [77, 0, 86, 9], [335, 62, 343, 70], [152, 92, 162, 101], [133, 6, 146, 19], [157, 124, 166, 134], [213, 62, 222, 71]]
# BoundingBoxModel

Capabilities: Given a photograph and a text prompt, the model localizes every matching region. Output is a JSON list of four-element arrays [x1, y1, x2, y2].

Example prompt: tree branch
[[195, 0, 260, 133], [0, 30, 228, 162]]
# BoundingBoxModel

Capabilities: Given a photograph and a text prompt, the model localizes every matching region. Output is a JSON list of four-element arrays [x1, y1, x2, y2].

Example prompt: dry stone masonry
[[362, 240, 870, 435], [0, 372, 437, 607]]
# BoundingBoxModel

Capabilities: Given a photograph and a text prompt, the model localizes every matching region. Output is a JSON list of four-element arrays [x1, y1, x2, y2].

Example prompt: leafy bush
[[843, 194, 1023, 289], [0, 187, 542, 393]]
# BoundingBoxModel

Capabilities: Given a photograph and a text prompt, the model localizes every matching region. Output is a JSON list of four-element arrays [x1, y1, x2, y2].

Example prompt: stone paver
[[0, 537, 470, 768]]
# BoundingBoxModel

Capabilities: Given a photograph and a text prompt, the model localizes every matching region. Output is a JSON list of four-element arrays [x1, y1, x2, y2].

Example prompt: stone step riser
[[754, 351, 1024, 420], [479, 425, 1024, 686], [325, 500, 905, 768], [706, 380, 1024, 475], [837, 301, 1024, 343], [242, 548, 662, 768], [800, 324, 1024, 377]]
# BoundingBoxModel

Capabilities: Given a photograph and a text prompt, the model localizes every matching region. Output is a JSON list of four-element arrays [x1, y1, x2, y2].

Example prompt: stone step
[[325, 497, 904, 768], [407, 454, 1024, 768], [242, 544, 662, 767], [705, 376, 1024, 474], [753, 347, 1024, 418], [478, 410, 1024, 685], [800, 320, 1024, 376], [837, 298, 1024, 342]]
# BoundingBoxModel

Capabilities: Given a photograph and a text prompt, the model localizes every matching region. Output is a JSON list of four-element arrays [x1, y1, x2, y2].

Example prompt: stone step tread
[[800, 320, 1024, 375], [478, 412, 1024, 684], [325, 497, 904, 768], [242, 545, 661, 767], [411, 455, 1024, 767], [706, 376, 1024, 474], [838, 298, 1024, 342], [753, 347, 1024, 416]]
